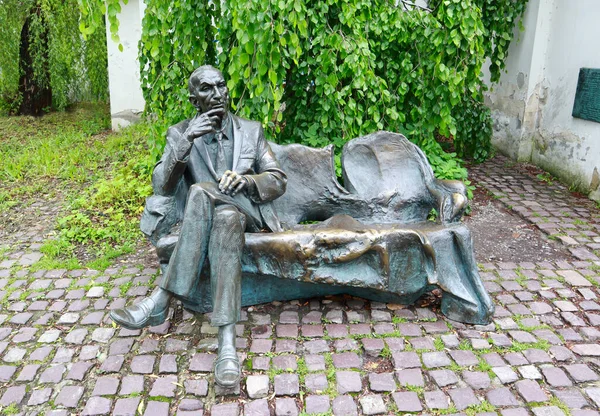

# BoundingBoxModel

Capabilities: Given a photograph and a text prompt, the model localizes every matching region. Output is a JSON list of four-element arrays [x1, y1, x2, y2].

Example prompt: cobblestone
[[0, 154, 600, 414]]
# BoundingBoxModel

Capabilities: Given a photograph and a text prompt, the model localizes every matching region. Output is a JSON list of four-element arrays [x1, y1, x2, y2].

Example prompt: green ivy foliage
[[0, 0, 109, 114], [79, 0, 528, 178]]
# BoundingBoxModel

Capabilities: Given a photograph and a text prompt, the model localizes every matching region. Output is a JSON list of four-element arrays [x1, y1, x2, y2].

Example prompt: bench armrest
[[428, 179, 468, 224]]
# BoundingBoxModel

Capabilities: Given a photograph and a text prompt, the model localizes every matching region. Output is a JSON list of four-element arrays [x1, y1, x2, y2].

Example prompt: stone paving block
[[392, 391, 422, 412], [16, 364, 40, 381], [28, 387, 52, 405], [359, 394, 386, 415], [93, 376, 120, 396], [37, 328, 59, 343], [332, 395, 358, 416], [430, 369, 459, 387], [159, 354, 178, 374], [492, 366, 519, 384], [82, 396, 112, 416], [247, 375, 270, 398], [99, 355, 124, 372], [333, 338, 358, 353], [503, 352, 527, 366], [519, 365, 543, 380], [275, 373, 299, 396], [422, 351, 451, 368], [244, 398, 269, 416], [279, 310, 299, 324], [550, 345, 575, 361], [275, 397, 298, 416], [92, 327, 115, 343], [118, 375, 144, 396], [110, 338, 135, 355], [541, 366, 572, 387], [0, 365, 16, 382], [0, 385, 26, 406], [396, 368, 424, 386], [55, 385, 84, 407], [425, 390, 449, 410], [572, 344, 600, 356], [509, 330, 538, 343], [531, 406, 568, 416], [524, 349, 552, 363], [53, 347, 75, 363], [516, 379, 549, 403], [441, 334, 460, 348], [305, 373, 328, 393], [564, 363, 599, 382], [306, 395, 330, 414], [332, 352, 361, 369], [149, 375, 178, 397], [571, 410, 600, 416], [130, 354, 155, 374], [553, 388, 588, 409], [399, 323, 422, 336], [368, 372, 395, 392], [65, 328, 88, 344], [586, 388, 600, 407], [385, 337, 405, 351], [143, 401, 170, 416], [114, 397, 142, 416], [275, 339, 297, 353], [409, 336, 436, 350], [362, 338, 384, 356], [392, 351, 421, 369], [448, 387, 479, 410], [3, 347, 27, 362], [326, 324, 348, 338], [336, 371, 362, 394], [39, 364, 66, 383], [189, 353, 215, 372], [486, 387, 520, 407], [67, 361, 94, 380], [251, 339, 273, 354], [462, 370, 491, 389]]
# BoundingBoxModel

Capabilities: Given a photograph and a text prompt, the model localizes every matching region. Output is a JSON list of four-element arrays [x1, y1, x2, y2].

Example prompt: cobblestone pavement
[[1, 155, 600, 416]]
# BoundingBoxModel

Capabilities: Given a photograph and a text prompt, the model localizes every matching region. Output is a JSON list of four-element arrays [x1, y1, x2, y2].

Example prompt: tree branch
[[400, 0, 432, 13]]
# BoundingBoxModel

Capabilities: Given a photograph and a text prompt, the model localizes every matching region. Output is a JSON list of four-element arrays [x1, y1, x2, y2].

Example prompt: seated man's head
[[188, 65, 229, 119]]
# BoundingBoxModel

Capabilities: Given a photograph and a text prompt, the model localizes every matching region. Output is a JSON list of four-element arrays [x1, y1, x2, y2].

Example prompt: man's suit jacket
[[141, 114, 287, 243]]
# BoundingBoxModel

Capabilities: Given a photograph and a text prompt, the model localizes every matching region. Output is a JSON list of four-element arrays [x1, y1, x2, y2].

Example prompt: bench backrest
[[270, 131, 437, 226]]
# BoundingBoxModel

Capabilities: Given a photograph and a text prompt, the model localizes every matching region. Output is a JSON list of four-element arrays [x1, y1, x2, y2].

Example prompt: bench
[[141, 131, 495, 325]]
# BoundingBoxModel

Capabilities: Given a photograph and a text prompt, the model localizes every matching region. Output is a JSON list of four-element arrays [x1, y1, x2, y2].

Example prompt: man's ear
[[189, 96, 199, 110]]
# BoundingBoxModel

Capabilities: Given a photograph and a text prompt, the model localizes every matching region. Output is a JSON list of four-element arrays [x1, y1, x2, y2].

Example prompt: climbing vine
[[0, 0, 108, 115], [78, 0, 528, 175]]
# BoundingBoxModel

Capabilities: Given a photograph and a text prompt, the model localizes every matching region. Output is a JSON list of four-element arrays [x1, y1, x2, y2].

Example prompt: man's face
[[190, 70, 229, 116]]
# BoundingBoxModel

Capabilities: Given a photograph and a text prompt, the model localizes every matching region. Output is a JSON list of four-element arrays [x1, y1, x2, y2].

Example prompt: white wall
[[105, 0, 146, 130], [485, 0, 600, 200]]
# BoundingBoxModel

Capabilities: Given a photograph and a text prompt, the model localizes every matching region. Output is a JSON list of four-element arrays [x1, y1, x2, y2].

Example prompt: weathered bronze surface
[[111, 65, 495, 392]]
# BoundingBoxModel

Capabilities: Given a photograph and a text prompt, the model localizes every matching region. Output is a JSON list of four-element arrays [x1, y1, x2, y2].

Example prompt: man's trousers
[[159, 182, 263, 327]]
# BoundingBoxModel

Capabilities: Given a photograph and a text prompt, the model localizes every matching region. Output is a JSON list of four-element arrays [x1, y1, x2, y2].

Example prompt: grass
[[0, 103, 154, 270], [0, 403, 20, 415]]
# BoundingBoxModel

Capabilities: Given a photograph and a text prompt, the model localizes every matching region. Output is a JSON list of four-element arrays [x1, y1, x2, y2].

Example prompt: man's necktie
[[214, 131, 227, 179]]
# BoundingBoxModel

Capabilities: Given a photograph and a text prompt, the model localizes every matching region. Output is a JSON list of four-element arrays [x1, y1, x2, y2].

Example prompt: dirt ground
[[464, 186, 573, 263]]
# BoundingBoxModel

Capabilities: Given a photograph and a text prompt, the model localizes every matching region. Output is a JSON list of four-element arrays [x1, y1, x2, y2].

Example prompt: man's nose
[[212, 86, 222, 99]]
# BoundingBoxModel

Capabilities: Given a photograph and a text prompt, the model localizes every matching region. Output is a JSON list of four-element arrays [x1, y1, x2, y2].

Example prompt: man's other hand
[[219, 170, 248, 196]]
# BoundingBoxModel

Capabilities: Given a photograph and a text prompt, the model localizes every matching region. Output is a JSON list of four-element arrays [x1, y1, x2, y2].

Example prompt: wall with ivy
[[79, 0, 529, 181]]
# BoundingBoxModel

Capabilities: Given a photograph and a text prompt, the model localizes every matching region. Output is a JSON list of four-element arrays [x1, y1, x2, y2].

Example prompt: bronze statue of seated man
[[110, 65, 287, 388]]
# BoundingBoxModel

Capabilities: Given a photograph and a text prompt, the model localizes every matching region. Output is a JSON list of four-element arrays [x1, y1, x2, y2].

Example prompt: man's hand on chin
[[219, 170, 248, 196]]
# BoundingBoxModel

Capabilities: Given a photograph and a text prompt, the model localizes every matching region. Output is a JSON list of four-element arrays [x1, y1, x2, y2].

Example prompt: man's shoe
[[214, 349, 240, 388], [110, 297, 168, 330]]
